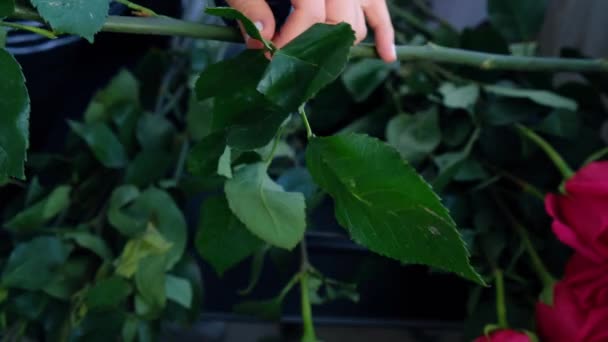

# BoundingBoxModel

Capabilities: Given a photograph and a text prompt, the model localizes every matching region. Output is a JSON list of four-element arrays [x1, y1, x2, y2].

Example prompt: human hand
[[225, 0, 396, 62]]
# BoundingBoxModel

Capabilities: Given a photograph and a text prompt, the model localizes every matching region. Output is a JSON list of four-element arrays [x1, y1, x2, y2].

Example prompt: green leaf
[[25, 176, 44, 205], [63, 231, 113, 260], [165, 275, 192, 309], [114, 224, 173, 278], [386, 107, 441, 163], [108, 185, 146, 236], [135, 255, 166, 310], [482, 99, 536, 126], [484, 85, 578, 111], [256, 140, 295, 161], [217, 147, 232, 178], [238, 246, 267, 295], [439, 83, 480, 110], [196, 50, 268, 101], [125, 148, 173, 187], [0, 29, 7, 48], [258, 23, 356, 111], [205, 7, 274, 51], [306, 134, 483, 283], [44, 257, 92, 299], [136, 113, 175, 150], [233, 297, 282, 321], [85, 70, 140, 124], [187, 131, 227, 178], [537, 109, 581, 139], [29, 0, 109, 42], [10, 291, 48, 320], [433, 129, 480, 191], [113, 188, 187, 269], [195, 197, 264, 276], [0, 0, 14, 17], [133, 188, 187, 268], [170, 255, 204, 323], [2, 236, 72, 290], [225, 163, 306, 249], [0, 49, 30, 180], [86, 276, 132, 311], [453, 158, 489, 182], [122, 316, 139, 342], [195, 50, 288, 150], [69, 121, 128, 168], [186, 96, 213, 141], [342, 59, 393, 102], [487, 0, 546, 42], [5, 185, 71, 233]]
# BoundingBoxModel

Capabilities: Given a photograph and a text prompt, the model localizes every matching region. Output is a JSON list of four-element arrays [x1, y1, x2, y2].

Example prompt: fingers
[[273, 0, 326, 49], [225, 0, 276, 49], [362, 0, 396, 62], [326, 0, 367, 44]]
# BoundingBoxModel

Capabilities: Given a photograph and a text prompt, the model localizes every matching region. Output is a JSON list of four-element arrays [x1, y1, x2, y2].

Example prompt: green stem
[[515, 124, 574, 180], [353, 43, 608, 73], [114, 0, 158, 16], [10, 6, 608, 73], [300, 271, 317, 342], [279, 272, 302, 299], [483, 163, 545, 201], [493, 193, 556, 288], [514, 222, 556, 288], [265, 126, 284, 166], [299, 239, 317, 342], [583, 146, 608, 166], [172, 137, 189, 182], [0, 20, 57, 39], [494, 269, 508, 328], [298, 105, 315, 139]]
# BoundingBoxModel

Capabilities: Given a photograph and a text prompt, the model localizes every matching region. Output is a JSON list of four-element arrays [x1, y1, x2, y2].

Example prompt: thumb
[[226, 0, 276, 49]]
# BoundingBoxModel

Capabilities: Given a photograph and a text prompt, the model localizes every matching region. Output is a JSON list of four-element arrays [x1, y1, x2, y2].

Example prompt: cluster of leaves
[[1, 0, 607, 340], [0, 63, 206, 340], [320, 0, 606, 338], [0, 4, 489, 340]]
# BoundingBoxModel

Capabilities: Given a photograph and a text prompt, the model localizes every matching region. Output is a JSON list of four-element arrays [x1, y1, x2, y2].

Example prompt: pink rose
[[536, 254, 608, 342], [473, 329, 532, 342], [545, 161, 608, 263]]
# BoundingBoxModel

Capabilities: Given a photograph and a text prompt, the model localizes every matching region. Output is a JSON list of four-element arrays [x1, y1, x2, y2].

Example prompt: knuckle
[[308, 8, 326, 22], [357, 26, 368, 42]]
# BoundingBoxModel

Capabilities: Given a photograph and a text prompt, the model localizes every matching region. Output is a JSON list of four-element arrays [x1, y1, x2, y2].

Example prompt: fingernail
[[392, 44, 397, 59], [254, 21, 264, 32]]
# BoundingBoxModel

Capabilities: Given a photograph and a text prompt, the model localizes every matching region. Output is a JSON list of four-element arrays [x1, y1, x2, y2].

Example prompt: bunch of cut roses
[[475, 161, 608, 342], [537, 161, 608, 342]]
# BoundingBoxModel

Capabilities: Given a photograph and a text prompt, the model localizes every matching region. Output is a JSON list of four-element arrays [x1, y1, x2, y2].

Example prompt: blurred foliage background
[[0, 0, 607, 341]]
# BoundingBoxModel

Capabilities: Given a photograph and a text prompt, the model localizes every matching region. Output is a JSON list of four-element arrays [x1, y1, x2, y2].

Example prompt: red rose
[[473, 329, 532, 342], [536, 254, 608, 342], [545, 161, 608, 263]]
